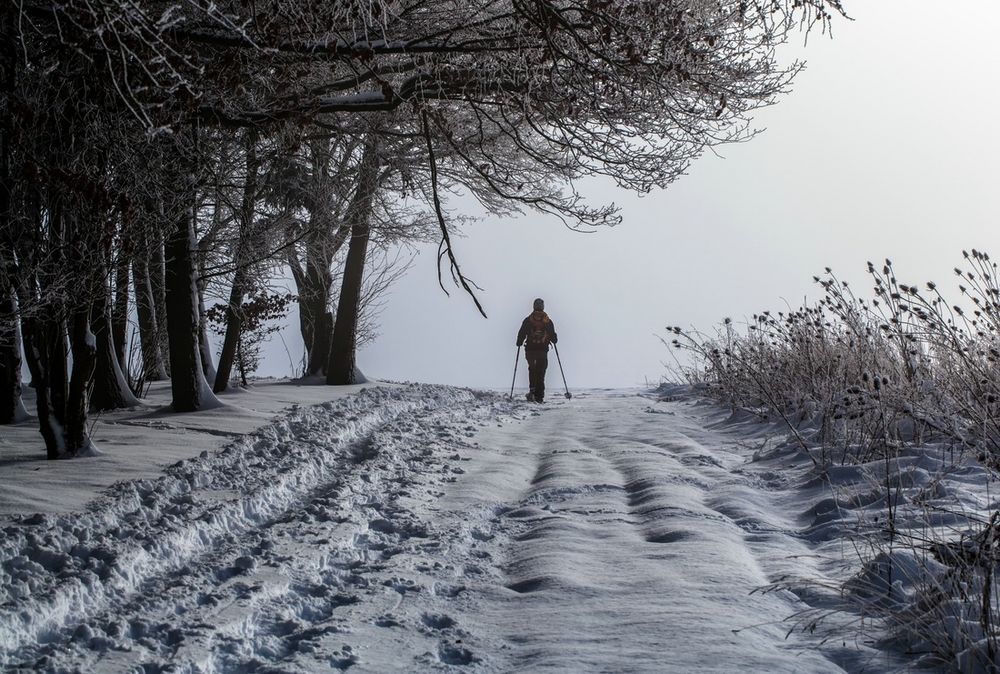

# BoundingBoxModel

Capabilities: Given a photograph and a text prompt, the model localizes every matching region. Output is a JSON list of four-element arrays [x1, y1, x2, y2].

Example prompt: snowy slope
[[0, 380, 380, 516], [0, 385, 946, 671]]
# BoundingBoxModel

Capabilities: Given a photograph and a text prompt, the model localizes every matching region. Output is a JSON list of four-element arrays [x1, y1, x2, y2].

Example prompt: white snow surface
[[1, 385, 944, 671], [0, 380, 378, 516]]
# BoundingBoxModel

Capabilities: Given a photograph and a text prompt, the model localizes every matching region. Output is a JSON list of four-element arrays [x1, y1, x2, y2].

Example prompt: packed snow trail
[[1, 385, 882, 672], [431, 391, 852, 673]]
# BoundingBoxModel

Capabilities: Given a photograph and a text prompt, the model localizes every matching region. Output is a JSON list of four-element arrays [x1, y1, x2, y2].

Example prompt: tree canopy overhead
[[15, 0, 844, 198]]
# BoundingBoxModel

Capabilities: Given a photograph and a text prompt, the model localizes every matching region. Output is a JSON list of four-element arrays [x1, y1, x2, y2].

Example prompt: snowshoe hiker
[[516, 298, 558, 403]]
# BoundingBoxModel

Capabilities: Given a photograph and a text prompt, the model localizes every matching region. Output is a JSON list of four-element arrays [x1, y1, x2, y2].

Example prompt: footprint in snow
[[195, 592, 217, 607], [212, 566, 241, 583], [368, 518, 397, 534], [438, 641, 475, 665], [330, 646, 359, 670], [328, 593, 362, 607], [271, 618, 302, 637], [421, 612, 456, 630], [384, 577, 422, 594], [375, 614, 403, 628], [432, 583, 466, 598]]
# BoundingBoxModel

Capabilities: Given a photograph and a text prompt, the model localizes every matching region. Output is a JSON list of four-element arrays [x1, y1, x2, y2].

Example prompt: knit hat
[[533, 298, 544, 311]]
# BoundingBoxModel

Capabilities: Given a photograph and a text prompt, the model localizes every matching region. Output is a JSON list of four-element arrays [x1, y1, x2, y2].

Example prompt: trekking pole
[[553, 343, 572, 399], [508, 345, 521, 400]]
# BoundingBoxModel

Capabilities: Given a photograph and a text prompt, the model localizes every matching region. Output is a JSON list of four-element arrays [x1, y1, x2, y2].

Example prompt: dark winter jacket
[[517, 311, 557, 352]]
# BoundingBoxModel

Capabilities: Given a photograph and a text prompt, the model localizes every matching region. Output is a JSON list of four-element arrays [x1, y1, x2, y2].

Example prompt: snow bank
[[693, 389, 1000, 672], [0, 380, 378, 516]]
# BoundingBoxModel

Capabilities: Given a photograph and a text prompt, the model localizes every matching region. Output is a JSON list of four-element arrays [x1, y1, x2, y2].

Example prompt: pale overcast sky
[[261, 0, 1000, 390]]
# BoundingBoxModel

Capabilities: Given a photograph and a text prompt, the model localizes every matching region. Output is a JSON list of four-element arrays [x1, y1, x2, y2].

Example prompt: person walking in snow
[[516, 298, 558, 403]]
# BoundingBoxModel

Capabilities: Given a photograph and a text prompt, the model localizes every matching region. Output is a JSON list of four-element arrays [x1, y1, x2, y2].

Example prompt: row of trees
[[0, 0, 842, 457]]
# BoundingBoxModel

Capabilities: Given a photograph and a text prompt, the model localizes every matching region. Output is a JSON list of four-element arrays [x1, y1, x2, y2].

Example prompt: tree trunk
[[90, 277, 140, 411], [327, 139, 380, 385], [47, 318, 69, 434], [294, 242, 338, 377], [59, 199, 101, 454], [20, 312, 62, 457], [288, 254, 313, 371], [111, 250, 129, 372], [326, 223, 370, 385], [132, 242, 167, 382], [19, 211, 69, 458], [310, 311, 333, 376], [151, 229, 170, 377], [40, 205, 69, 457], [289, 139, 355, 377], [213, 266, 248, 392], [164, 174, 218, 412], [196, 156, 231, 386], [308, 223, 351, 374], [65, 306, 96, 454], [214, 128, 258, 392], [197, 282, 217, 384]]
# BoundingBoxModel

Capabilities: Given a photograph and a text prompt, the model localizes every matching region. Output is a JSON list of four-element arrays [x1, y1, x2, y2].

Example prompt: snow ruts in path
[[1, 386, 864, 672], [430, 391, 854, 673], [0, 384, 517, 671]]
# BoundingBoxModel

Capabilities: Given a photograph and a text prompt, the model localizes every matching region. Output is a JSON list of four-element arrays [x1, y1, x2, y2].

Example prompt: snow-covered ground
[[1, 383, 980, 671], [0, 380, 378, 516]]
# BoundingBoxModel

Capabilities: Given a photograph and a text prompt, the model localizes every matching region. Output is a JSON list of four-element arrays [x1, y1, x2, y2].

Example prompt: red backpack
[[526, 314, 550, 348]]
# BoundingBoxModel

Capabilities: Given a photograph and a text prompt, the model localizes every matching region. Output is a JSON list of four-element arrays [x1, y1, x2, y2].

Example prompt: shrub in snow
[[206, 292, 295, 387], [670, 250, 1000, 670]]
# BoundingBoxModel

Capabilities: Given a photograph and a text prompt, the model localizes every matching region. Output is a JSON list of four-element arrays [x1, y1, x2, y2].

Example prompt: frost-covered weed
[[670, 250, 1000, 464], [669, 250, 1000, 670]]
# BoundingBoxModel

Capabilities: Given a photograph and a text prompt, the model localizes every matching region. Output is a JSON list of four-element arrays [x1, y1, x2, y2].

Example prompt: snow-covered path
[[431, 391, 845, 673], [2, 386, 862, 672]]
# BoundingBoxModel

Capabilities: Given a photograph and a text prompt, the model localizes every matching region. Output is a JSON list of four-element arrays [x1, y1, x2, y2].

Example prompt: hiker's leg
[[536, 352, 548, 401], [526, 351, 538, 399]]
